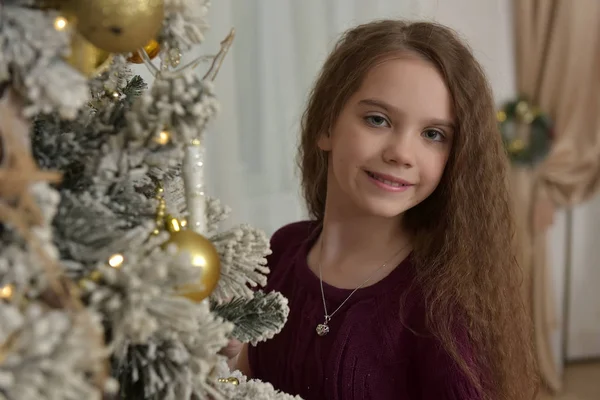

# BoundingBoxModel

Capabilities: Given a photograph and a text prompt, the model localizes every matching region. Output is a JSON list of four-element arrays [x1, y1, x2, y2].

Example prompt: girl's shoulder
[[267, 220, 318, 270], [270, 220, 317, 246]]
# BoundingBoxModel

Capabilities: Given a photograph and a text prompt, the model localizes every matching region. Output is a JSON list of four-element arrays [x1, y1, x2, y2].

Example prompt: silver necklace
[[315, 240, 407, 336]]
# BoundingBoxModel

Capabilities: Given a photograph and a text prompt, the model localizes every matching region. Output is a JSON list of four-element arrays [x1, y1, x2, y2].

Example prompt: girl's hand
[[220, 340, 252, 377], [220, 339, 244, 369], [221, 338, 243, 358]]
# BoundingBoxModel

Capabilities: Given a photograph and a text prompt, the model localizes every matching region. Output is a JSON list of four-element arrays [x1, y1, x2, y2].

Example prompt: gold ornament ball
[[496, 110, 507, 123], [508, 138, 526, 154], [164, 230, 221, 302], [67, 33, 113, 77], [127, 39, 161, 64], [64, 0, 165, 54]]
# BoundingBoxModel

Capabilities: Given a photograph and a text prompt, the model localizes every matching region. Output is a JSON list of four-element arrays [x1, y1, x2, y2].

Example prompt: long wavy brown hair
[[297, 20, 538, 399]]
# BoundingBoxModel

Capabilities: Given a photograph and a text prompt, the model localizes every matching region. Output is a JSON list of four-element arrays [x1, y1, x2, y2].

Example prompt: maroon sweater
[[248, 221, 483, 400]]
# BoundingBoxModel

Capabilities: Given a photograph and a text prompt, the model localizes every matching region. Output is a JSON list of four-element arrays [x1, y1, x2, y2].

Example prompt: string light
[[154, 129, 171, 145], [108, 253, 124, 268], [54, 16, 68, 31], [0, 285, 13, 299]]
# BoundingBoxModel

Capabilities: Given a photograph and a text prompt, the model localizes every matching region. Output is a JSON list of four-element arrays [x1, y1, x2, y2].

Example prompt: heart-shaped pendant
[[316, 323, 329, 336]]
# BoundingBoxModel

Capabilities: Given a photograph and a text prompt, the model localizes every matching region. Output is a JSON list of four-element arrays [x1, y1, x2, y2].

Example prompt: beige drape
[[512, 0, 600, 393]]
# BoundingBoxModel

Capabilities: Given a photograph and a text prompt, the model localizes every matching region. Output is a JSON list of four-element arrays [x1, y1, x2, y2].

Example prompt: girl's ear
[[317, 131, 332, 151]]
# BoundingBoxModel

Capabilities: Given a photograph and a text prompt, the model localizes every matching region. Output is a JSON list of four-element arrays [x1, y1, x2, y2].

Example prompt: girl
[[228, 20, 538, 399]]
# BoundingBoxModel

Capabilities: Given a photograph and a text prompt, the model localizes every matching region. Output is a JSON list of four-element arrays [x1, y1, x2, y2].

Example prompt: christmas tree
[[0, 1, 301, 399]]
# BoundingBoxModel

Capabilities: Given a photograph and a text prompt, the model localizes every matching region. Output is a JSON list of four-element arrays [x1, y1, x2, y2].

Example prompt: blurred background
[[134, 0, 599, 398]]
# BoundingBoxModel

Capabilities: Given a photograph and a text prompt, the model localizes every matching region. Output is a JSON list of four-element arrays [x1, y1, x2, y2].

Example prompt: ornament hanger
[[140, 28, 235, 81]]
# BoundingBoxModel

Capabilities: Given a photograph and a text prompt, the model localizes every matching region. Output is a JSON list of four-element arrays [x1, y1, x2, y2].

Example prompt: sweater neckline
[[293, 222, 413, 304]]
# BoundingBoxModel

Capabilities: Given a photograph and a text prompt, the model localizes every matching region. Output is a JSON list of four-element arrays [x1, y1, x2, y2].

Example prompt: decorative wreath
[[497, 98, 553, 166]]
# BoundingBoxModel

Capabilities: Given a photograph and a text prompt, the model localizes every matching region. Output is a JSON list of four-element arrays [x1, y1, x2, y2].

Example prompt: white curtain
[[133, 0, 516, 237], [196, 0, 417, 235]]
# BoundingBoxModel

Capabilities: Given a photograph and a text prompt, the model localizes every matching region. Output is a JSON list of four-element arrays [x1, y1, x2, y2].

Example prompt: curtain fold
[[512, 0, 600, 392]]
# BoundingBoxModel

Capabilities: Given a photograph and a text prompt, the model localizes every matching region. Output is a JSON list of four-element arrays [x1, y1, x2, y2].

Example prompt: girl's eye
[[365, 115, 390, 128], [422, 129, 445, 142]]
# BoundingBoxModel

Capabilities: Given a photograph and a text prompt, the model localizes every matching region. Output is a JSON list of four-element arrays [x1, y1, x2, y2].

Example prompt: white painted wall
[[548, 210, 568, 370], [567, 200, 600, 360]]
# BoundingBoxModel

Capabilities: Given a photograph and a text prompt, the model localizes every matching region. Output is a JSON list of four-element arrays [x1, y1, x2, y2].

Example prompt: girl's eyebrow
[[358, 98, 394, 112], [358, 98, 456, 131]]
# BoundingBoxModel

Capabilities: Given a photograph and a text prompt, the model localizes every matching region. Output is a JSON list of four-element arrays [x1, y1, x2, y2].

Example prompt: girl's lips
[[365, 170, 414, 192]]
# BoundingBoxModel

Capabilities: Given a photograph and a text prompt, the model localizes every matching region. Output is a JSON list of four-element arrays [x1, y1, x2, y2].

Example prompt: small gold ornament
[[67, 33, 113, 77], [127, 39, 161, 64], [162, 216, 221, 302], [89, 270, 103, 282], [507, 138, 526, 154], [218, 377, 240, 386], [63, 0, 165, 53], [496, 110, 507, 123], [152, 184, 166, 235], [78, 269, 103, 287], [167, 48, 182, 67]]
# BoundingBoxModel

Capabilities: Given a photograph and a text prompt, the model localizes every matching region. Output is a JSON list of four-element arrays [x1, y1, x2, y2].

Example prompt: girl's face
[[319, 55, 455, 219]]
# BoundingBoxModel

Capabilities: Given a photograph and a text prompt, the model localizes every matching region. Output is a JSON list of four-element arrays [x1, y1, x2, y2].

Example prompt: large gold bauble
[[67, 33, 113, 77], [164, 230, 221, 302], [64, 0, 165, 54]]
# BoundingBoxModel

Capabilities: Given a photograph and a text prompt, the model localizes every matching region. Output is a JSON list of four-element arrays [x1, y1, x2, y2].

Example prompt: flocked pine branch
[[121, 75, 148, 101], [205, 197, 231, 235], [88, 55, 135, 100], [0, 5, 89, 119], [209, 225, 271, 302], [0, 183, 61, 296], [0, 303, 115, 400], [162, 174, 188, 217], [211, 362, 303, 400], [32, 71, 153, 192], [2, 2, 299, 399], [126, 71, 219, 145], [31, 69, 184, 272], [79, 231, 203, 348], [51, 192, 155, 272], [161, 0, 212, 54], [79, 231, 234, 399], [211, 291, 289, 346], [113, 301, 232, 400]]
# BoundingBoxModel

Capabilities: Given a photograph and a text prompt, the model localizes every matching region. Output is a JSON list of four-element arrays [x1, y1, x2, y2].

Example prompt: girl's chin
[[355, 198, 412, 219]]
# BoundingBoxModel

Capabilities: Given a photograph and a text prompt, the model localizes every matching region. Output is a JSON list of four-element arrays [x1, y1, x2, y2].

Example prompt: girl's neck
[[314, 205, 412, 280], [321, 214, 405, 254]]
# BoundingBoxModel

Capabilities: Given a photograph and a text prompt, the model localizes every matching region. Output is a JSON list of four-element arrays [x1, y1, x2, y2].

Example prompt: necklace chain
[[315, 238, 408, 336]]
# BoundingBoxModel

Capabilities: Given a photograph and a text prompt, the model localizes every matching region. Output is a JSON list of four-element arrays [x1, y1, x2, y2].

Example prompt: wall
[[568, 199, 600, 359]]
